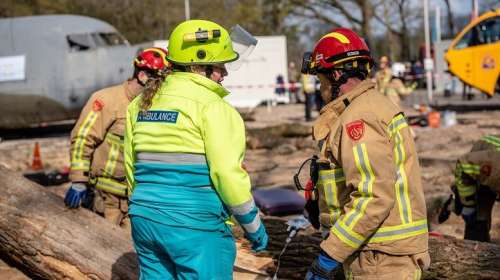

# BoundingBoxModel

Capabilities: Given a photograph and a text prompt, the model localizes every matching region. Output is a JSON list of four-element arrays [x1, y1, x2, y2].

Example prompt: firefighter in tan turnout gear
[[452, 135, 500, 242], [64, 48, 170, 229], [374, 56, 392, 94], [301, 28, 429, 279]]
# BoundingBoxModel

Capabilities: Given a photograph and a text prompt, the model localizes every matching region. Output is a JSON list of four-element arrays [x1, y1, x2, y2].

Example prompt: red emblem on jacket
[[346, 120, 364, 141], [93, 99, 104, 111]]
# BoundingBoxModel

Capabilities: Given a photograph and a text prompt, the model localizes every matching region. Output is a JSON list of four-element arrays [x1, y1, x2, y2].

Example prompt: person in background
[[302, 73, 316, 121], [64, 48, 170, 231], [288, 61, 301, 103], [124, 20, 268, 279], [451, 135, 500, 242], [374, 55, 392, 93]]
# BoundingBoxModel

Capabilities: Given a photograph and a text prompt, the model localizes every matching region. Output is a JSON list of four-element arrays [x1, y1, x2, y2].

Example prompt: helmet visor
[[226, 25, 258, 71]]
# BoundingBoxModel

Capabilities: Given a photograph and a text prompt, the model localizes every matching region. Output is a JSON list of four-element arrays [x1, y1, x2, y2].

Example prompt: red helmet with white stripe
[[134, 47, 170, 75]]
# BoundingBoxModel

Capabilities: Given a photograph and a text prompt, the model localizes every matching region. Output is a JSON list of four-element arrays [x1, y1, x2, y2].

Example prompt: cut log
[[2, 166, 499, 280], [0, 166, 138, 280], [0, 167, 271, 279], [261, 217, 500, 280]]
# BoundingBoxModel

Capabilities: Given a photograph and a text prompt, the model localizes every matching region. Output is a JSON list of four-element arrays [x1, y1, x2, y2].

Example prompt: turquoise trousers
[[131, 215, 236, 280]]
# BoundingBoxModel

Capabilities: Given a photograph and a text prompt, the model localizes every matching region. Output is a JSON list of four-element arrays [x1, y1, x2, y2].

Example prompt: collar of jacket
[[123, 81, 139, 101], [313, 80, 375, 140], [168, 71, 229, 98]]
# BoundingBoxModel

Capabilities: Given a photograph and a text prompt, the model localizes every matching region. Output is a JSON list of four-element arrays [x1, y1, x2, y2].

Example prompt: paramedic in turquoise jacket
[[124, 19, 268, 280]]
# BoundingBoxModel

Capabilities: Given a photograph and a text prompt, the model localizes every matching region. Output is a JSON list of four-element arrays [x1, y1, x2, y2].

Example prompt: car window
[[477, 17, 500, 45], [455, 29, 474, 49], [90, 32, 128, 47], [67, 34, 92, 51]]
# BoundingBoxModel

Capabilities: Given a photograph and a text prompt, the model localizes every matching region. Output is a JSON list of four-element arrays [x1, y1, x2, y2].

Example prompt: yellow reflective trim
[[71, 160, 90, 171], [331, 220, 364, 249], [459, 163, 480, 175], [95, 177, 127, 197], [320, 32, 350, 43], [343, 144, 374, 229], [388, 114, 409, 138], [104, 142, 120, 177], [414, 268, 422, 280], [482, 135, 500, 148], [394, 130, 412, 224], [370, 219, 428, 243], [105, 133, 122, 146], [72, 111, 99, 162], [319, 169, 343, 225], [456, 182, 476, 196]]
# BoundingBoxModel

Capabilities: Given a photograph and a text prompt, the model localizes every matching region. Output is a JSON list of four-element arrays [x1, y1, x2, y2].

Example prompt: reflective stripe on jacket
[[454, 135, 500, 206], [312, 80, 428, 262], [69, 82, 132, 190], [124, 72, 262, 233]]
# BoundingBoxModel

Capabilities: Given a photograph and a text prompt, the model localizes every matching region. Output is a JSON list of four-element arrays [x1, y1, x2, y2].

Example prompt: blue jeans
[[131, 215, 236, 280]]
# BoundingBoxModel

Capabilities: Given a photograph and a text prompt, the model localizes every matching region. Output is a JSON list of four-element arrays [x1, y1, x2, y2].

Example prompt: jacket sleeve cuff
[[320, 229, 360, 263], [69, 171, 89, 183]]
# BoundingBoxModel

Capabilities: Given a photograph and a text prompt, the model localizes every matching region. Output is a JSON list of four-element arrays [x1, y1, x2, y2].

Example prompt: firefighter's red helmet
[[310, 28, 372, 72], [134, 47, 169, 73]]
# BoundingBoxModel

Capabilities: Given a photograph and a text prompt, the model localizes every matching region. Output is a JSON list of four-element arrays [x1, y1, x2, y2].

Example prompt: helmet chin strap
[[328, 71, 349, 101], [328, 69, 368, 100]]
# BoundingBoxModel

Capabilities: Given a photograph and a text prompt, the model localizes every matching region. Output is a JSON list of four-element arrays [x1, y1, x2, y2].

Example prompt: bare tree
[[289, 0, 380, 49], [442, 0, 455, 37], [374, 0, 421, 61]]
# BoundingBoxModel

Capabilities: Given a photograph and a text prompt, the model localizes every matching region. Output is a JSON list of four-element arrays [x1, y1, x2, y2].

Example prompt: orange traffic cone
[[31, 142, 43, 171]]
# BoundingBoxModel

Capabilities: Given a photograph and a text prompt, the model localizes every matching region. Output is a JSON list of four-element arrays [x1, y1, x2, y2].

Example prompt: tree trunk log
[[0, 167, 271, 279], [261, 217, 500, 280], [1, 166, 499, 280], [0, 166, 138, 280]]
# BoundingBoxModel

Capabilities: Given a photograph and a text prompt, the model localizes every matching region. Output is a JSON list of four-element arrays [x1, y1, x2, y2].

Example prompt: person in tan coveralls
[[64, 48, 170, 230], [382, 78, 416, 108], [374, 56, 392, 93], [452, 135, 500, 242], [301, 28, 429, 279]]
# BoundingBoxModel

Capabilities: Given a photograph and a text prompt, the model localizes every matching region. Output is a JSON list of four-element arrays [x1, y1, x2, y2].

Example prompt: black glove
[[81, 185, 95, 209], [304, 199, 320, 229]]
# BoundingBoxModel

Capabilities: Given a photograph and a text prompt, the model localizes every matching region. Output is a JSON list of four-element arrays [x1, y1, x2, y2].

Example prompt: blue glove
[[64, 183, 87, 208], [305, 250, 340, 280], [244, 223, 268, 252], [461, 206, 476, 224]]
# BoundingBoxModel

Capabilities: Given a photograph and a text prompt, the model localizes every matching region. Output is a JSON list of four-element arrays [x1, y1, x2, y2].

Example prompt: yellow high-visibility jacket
[[312, 80, 428, 262]]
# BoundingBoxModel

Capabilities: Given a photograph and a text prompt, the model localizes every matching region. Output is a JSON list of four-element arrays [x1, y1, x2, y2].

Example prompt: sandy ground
[[1, 96, 500, 278]]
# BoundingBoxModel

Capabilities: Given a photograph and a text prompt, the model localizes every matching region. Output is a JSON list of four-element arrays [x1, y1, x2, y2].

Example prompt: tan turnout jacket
[[69, 82, 135, 197], [312, 80, 428, 262], [374, 68, 392, 93], [455, 135, 500, 206]]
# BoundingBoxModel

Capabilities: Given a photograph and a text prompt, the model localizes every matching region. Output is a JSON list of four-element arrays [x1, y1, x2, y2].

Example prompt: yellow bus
[[445, 9, 500, 96]]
